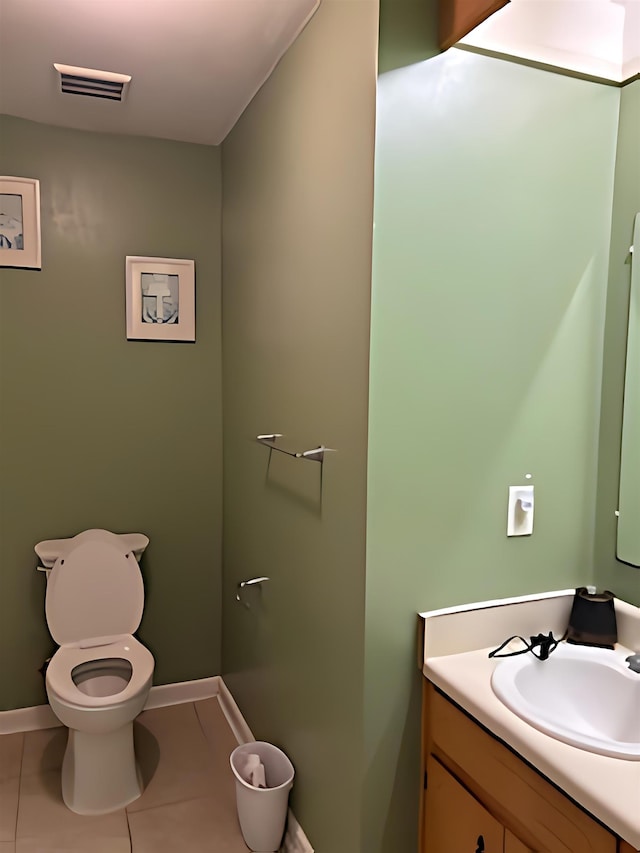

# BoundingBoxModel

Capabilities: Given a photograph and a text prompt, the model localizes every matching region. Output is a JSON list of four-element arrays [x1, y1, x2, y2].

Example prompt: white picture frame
[[125, 256, 195, 342], [0, 176, 42, 269]]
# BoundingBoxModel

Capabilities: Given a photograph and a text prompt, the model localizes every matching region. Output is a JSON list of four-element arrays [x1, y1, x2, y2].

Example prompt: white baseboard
[[217, 677, 314, 853], [282, 811, 314, 853], [0, 702, 60, 734], [216, 677, 255, 744], [143, 675, 220, 710], [0, 675, 220, 734]]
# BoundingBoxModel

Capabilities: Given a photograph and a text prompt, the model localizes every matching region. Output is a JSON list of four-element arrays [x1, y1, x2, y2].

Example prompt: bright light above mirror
[[458, 0, 640, 83]]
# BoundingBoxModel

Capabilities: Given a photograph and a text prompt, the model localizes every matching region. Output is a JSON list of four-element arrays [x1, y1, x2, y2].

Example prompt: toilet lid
[[45, 538, 144, 645]]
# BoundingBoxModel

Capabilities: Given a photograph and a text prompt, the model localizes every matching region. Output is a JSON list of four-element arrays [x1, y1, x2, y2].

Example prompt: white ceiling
[[0, 0, 320, 146]]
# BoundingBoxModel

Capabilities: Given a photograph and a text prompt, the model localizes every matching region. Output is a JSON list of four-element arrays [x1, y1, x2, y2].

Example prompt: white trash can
[[230, 741, 295, 853]]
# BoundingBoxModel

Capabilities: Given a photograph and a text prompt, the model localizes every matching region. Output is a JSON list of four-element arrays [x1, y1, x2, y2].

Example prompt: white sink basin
[[491, 642, 640, 760]]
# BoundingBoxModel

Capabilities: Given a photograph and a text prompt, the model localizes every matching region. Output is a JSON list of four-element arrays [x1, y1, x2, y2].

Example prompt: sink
[[491, 642, 640, 760]]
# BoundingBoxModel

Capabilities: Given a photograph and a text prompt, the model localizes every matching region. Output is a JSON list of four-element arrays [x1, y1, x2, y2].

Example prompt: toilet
[[35, 528, 155, 815]]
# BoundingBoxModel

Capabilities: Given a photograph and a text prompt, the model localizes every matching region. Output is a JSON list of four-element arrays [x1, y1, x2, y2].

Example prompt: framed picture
[[125, 256, 195, 342], [0, 176, 42, 269]]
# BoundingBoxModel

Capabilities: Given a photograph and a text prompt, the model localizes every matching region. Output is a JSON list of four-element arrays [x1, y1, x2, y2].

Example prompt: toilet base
[[61, 722, 143, 814]]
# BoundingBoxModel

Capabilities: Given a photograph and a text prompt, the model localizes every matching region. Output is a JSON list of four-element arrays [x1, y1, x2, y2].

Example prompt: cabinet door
[[505, 829, 536, 852], [423, 755, 504, 853]]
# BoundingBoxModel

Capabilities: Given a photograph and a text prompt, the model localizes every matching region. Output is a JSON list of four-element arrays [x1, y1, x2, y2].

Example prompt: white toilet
[[35, 528, 155, 815]]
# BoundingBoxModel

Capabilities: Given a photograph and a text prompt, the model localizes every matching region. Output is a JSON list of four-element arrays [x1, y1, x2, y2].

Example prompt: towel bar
[[256, 434, 336, 463]]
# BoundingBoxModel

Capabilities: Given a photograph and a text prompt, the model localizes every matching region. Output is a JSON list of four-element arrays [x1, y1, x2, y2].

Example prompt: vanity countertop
[[420, 590, 640, 851]]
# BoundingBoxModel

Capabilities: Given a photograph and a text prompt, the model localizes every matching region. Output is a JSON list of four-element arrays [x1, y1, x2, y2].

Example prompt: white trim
[[0, 675, 220, 734], [281, 811, 314, 853], [216, 677, 255, 744], [0, 702, 60, 734], [142, 675, 219, 710]]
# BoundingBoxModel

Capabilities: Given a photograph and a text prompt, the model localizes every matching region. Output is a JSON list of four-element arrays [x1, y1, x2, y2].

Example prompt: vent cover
[[53, 63, 131, 102]]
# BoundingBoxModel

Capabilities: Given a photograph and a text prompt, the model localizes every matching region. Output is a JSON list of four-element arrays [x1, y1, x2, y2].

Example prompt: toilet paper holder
[[236, 576, 270, 608]]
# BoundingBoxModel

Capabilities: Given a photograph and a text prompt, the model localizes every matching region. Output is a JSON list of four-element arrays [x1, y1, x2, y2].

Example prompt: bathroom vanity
[[419, 591, 640, 853]]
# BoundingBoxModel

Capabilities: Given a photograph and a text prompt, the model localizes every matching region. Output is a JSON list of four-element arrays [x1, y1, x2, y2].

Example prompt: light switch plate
[[507, 485, 534, 536]]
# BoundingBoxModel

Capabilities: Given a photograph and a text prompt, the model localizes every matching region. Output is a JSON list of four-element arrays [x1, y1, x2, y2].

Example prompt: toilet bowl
[[35, 529, 155, 815]]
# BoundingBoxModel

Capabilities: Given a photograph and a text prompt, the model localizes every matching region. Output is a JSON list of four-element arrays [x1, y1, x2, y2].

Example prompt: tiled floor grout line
[[13, 734, 26, 844], [192, 699, 218, 757], [126, 791, 222, 816], [124, 807, 134, 853], [191, 700, 204, 737]]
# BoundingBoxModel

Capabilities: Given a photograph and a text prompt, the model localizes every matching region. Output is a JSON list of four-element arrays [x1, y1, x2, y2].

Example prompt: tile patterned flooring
[[0, 699, 252, 852]]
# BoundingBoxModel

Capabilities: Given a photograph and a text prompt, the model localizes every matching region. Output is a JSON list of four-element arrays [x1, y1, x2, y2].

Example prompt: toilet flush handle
[[236, 576, 270, 608]]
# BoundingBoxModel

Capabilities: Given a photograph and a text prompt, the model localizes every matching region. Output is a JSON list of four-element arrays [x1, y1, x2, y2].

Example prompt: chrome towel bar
[[256, 434, 336, 463]]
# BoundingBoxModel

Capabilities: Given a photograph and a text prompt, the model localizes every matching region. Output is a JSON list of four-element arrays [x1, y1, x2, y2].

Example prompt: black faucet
[[625, 653, 640, 673]]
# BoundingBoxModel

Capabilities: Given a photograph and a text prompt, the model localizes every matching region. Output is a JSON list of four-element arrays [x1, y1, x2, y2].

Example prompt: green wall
[[378, 0, 436, 74], [594, 80, 640, 604], [220, 1, 377, 850], [365, 41, 620, 853], [0, 116, 223, 710]]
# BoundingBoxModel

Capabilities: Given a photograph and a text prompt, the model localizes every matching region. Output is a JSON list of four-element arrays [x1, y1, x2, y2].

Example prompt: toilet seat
[[46, 635, 154, 709]]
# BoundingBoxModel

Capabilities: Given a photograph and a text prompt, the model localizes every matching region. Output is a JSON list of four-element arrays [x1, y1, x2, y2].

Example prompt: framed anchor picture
[[0, 176, 42, 270], [125, 256, 195, 342]]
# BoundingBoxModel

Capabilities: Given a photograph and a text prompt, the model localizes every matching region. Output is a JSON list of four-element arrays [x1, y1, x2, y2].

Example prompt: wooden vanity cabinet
[[420, 680, 629, 853], [423, 754, 505, 852], [505, 831, 535, 853]]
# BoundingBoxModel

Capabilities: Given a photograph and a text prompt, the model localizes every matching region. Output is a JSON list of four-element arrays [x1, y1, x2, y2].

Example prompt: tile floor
[[0, 698, 253, 852]]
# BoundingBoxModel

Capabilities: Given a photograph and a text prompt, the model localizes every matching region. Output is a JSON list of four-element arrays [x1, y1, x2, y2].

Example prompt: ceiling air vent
[[53, 63, 131, 102]]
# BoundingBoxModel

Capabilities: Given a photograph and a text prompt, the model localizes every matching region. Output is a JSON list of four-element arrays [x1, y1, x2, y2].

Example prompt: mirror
[[617, 213, 640, 566]]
